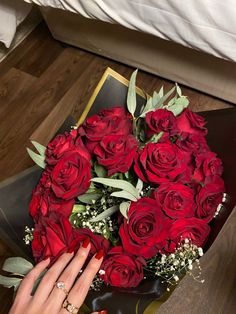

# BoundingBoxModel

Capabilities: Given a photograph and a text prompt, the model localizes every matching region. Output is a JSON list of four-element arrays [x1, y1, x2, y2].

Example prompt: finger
[[33, 252, 74, 302], [61, 250, 104, 312], [15, 258, 50, 303], [48, 240, 91, 310]]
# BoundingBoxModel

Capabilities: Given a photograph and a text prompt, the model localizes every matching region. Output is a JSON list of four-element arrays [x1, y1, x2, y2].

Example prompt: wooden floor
[[0, 22, 233, 313]]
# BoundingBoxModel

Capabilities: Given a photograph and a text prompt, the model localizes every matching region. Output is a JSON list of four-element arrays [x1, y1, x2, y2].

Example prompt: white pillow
[[0, 0, 31, 48]]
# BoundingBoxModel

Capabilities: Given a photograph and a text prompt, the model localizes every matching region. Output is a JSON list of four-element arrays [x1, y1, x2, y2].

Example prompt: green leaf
[[176, 84, 182, 97], [139, 85, 176, 118], [89, 205, 119, 222], [111, 191, 138, 202], [136, 179, 143, 193], [158, 86, 164, 98], [146, 131, 164, 144], [94, 163, 107, 178], [119, 202, 130, 219], [26, 148, 45, 169], [0, 275, 22, 289], [31, 141, 46, 156], [139, 97, 153, 118], [78, 192, 102, 204], [167, 97, 176, 107], [86, 182, 96, 193], [72, 204, 86, 213], [152, 91, 160, 108], [139, 129, 146, 142], [91, 177, 139, 198], [127, 69, 138, 117], [155, 86, 176, 108], [3, 257, 33, 276], [167, 96, 189, 116]]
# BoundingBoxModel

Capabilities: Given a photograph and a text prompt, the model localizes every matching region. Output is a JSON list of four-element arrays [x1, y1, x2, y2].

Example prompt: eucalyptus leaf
[[111, 190, 138, 202], [158, 86, 164, 98], [91, 177, 139, 198], [167, 96, 189, 116], [78, 192, 102, 204], [139, 97, 153, 118], [167, 97, 176, 107], [86, 182, 96, 193], [31, 141, 46, 156], [124, 172, 129, 179], [0, 275, 22, 289], [155, 85, 176, 108], [139, 129, 145, 142], [152, 91, 160, 107], [136, 179, 143, 193], [3, 257, 33, 276], [89, 205, 119, 222], [176, 84, 182, 97], [72, 204, 86, 213], [146, 131, 163, 144], [94, 163, 107, 178], [127, 69, 138, 117], [119, 202, 130, 219], [27, 148, 45, 169]]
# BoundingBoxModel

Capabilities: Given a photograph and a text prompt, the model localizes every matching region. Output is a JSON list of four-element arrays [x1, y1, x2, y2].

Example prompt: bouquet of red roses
[[25, 70, 225, 291]]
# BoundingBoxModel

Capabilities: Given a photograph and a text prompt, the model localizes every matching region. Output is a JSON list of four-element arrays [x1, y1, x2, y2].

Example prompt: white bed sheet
[[24, 0, 236, 62], [0, 0, 32, 48]]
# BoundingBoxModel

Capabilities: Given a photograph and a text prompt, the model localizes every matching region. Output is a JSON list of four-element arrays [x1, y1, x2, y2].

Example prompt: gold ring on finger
[[55, 281, 69, 297], [63, 299, 80, 314]]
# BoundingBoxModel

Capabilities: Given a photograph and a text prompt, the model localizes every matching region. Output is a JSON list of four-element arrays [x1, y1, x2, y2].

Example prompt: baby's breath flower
[[146, 238, 205, 289], [23, 226, 34, 245]]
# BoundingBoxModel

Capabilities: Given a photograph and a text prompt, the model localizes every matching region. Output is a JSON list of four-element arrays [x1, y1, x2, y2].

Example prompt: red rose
[[38, 169, 52, 188], [32, 212, 78, 263], [175, 132, 209, 154], [45, 133, 75, 166], [196, 175, 224, 222], [153, 182, 196, 219], [79, 107, 132, 152], [193, 152, 223, 183], [100, 246, 145, 288], [119, 197, 171, 258], [51, 152, 91, 200], [94, 134, 138, 176], [134, 142, 191, 185], [165, 217, 210, 253], [29, 186, 74, 219], [74, 228, 110, 258], [176, 109, 207, 136], [145, 108, 178, 138]]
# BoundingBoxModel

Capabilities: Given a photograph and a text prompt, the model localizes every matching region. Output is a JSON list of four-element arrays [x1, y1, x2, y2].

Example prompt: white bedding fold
[[24, 0, 236, 62], [0, 0, 32, 48]]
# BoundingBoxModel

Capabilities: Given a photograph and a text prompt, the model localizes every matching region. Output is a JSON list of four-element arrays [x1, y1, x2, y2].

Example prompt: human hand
[[9, 239, 107, 314]]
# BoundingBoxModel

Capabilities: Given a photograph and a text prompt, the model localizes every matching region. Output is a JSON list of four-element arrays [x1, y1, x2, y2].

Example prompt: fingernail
[[98, 310, 108, 314], [95, 249, 104, 260], [67, 247, 74, 253], [82, 237, 90, 248]]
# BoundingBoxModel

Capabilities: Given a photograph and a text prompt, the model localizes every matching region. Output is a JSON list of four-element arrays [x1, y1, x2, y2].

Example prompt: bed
[[24, 0, 236, 103], [0, 0, 32, 48]]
